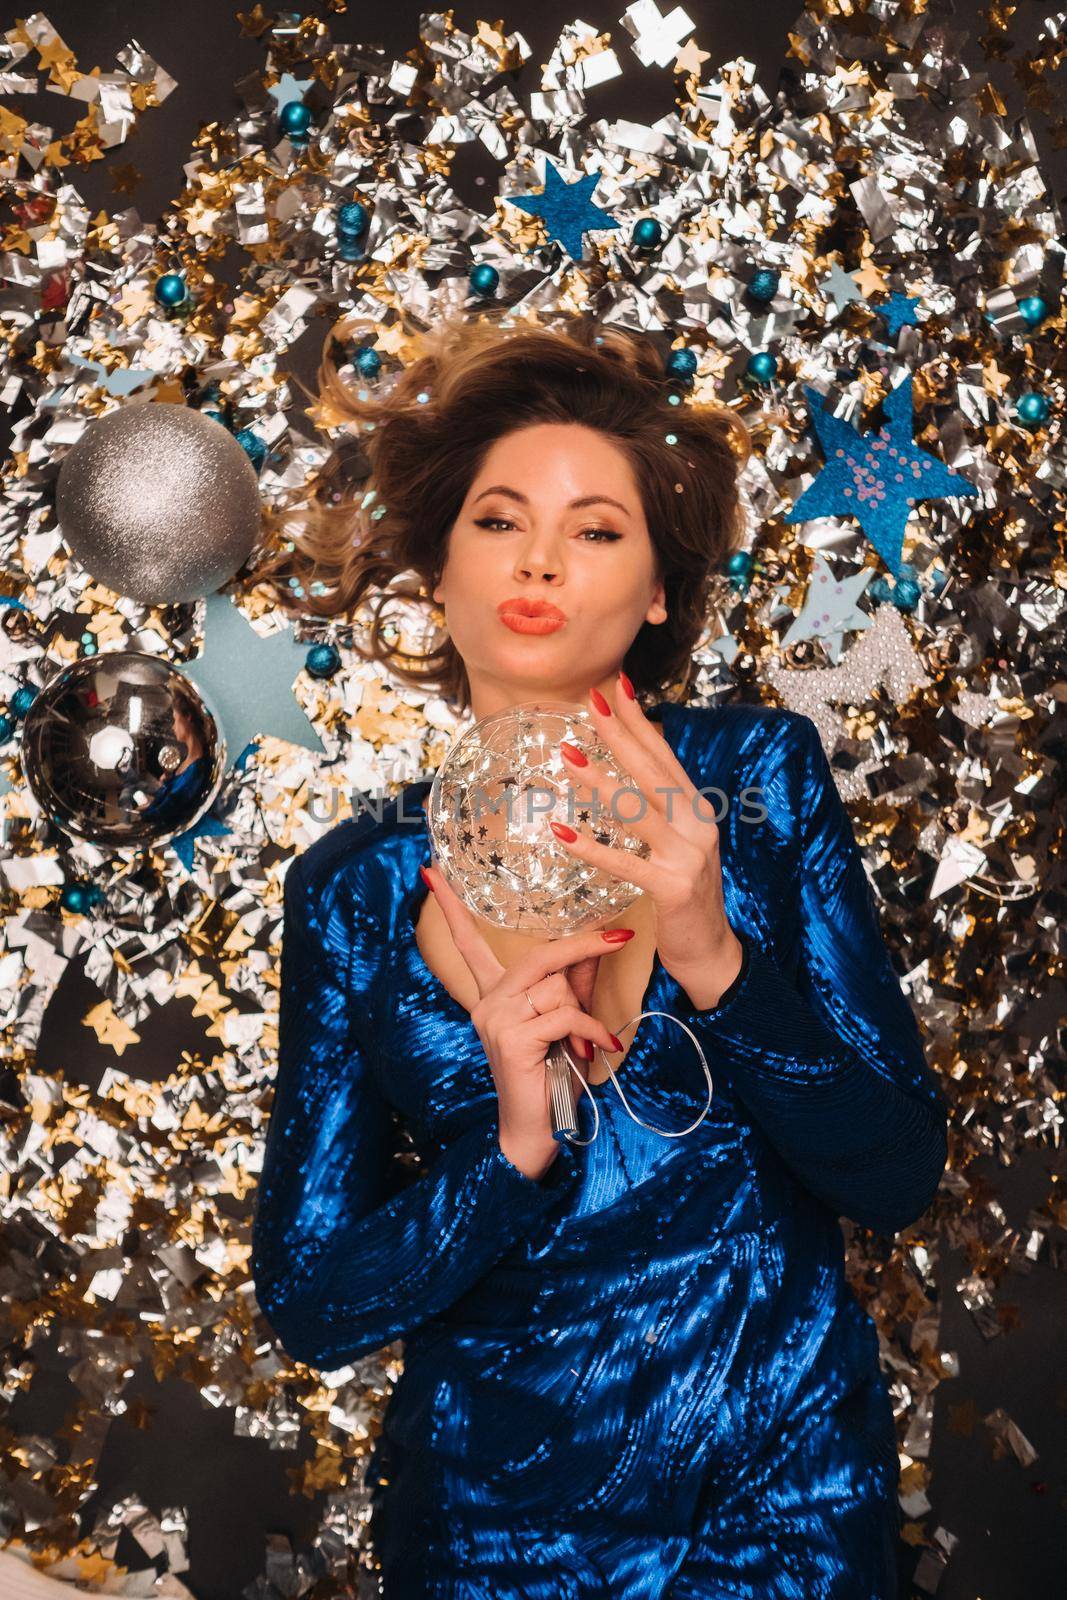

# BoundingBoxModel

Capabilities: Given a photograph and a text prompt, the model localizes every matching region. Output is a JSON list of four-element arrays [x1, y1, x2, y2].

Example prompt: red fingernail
[[618, 671, 635, 701], [589, 687, 611, 716], [580, 1038, 594, 1061], [549, 820, 577, 842], [419, 864, 435, 892], [559, 740, 588, 766], [601, 928, 635, 942], [609, 1034, 624, 1052]]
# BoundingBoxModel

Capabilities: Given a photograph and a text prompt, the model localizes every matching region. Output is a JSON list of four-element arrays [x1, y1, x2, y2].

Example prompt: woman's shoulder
[[286, 779, 433, 930], [671, 698, 815, 771]]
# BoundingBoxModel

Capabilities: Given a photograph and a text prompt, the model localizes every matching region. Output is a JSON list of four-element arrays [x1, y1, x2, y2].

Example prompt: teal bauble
[[279, 101, 312, 141], [665, 347, 698, 380], [355, 347, 381, 378], [748, 268, 780, 302], [894, 576, 921, 611], [234, 428, 267, 472], [61, 883, 90, 914], [0, 712, 14, 742], [11, 685, 36, 717], [337, 201, 368, 237], [338, 237, 365, 263], [1017, 295, 1048, 328], [469, 263, 500, 297], [633, 218, 663, 250], [306, 642, 342, 679], [1015, 391, 1051, 428], [745, 351, 778, 383], [726, 550, 753, 583], [154, 272, 187, 309]]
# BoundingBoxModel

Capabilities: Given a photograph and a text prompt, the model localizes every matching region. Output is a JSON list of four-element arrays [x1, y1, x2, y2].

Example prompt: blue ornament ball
[[154, 273, 187, 309], [633, 218, 663, 250], [748, 268, 780, 303], [665, 347, 698, 380], [337, 201, 368, 237], [1017, 295, 1048, 328], [279, 101, 312, 141], [11, 684, 37, 718], [306, 642, 342, 680], [61, 883, 90, 915], [1015, 391, 1051, 428], [469, 263, 500, 297], [234, 428, 267, 472], [868, 575, 892, 605], [338, 238, 365, 264], [0, 712, 14, 742], [355, 347, 381, 378], [893, 576, 921, 611], [745, 351, 779, 383], [725, 550, 753, 581]]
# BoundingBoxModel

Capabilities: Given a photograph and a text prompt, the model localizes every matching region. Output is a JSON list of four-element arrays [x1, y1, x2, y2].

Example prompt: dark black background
[[8, 3, 1067, 1596]]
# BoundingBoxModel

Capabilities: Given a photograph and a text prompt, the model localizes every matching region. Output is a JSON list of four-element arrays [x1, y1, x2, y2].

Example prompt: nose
[[514, 533, 564, 584]]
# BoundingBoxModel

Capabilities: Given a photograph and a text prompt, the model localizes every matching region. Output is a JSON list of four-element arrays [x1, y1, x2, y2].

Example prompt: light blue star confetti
[[169, 809, 233, 872], [41, 352, 154, 406], [503, 158, 619, 261], [819, 263, 863, 312], [268, 72, 314, 110], [780, 552, 873, 665], [784, 376, 979, 576], [182, 591, 324, 771], [875, 292, 921, 337]]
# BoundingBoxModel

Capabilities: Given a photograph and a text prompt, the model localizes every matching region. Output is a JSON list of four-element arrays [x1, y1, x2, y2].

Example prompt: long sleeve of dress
[[251, 855, 580, 1371], [672, 713, 948, 1235]]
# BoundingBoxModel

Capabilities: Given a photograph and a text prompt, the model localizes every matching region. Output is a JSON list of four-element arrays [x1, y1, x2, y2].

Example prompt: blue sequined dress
[[251, 702, 948, 1599]]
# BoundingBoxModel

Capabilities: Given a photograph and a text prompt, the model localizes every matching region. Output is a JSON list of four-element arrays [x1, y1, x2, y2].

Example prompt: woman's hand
[[551, 674, 744, 1007], [419, 863, 631, 1179]]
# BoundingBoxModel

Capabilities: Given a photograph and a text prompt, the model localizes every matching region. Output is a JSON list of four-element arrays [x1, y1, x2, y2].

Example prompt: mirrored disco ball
[[22, 653, 225, 848], [426, 700, 650, 936]]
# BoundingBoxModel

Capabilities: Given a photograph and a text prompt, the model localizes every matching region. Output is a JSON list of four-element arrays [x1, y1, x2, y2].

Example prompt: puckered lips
[[497, 596, 567, 634]]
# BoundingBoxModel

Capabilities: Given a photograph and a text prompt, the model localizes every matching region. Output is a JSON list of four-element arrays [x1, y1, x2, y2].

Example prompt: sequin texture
[[251, 701, 948, 1598]]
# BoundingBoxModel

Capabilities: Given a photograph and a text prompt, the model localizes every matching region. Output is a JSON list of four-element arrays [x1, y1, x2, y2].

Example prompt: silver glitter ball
[[426, 701, 649, 936], [56, 402, 262, 604], [22, 653, 225, 848]]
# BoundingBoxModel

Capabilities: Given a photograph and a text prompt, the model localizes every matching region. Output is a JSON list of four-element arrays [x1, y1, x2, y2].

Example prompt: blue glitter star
[[503, 158, 619, 261], [169, 809, 232, 872], [875, 292, 921, 337], [785, 377, 978, 575]]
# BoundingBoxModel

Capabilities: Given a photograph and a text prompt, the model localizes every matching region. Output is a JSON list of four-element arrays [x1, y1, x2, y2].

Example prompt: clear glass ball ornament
[[425, 699, 648, 934]]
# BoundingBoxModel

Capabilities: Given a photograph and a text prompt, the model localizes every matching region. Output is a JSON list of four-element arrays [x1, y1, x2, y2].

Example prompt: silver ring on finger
[[524, 988, 540, 1017]]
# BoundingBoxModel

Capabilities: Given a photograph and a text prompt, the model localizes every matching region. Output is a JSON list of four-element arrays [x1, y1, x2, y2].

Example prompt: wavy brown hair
[[254, 309, 753, 714]]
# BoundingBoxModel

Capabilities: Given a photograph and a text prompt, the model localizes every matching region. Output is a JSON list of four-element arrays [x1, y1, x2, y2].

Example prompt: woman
[[251, 314, 948, 1598]]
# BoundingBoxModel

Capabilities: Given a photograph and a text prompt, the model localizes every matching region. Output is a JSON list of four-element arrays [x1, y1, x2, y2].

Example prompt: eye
[[473, 517, 621, 544]]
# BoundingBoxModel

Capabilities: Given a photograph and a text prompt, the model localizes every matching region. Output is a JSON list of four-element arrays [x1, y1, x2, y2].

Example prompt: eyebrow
[[471, 485, 633, 518]]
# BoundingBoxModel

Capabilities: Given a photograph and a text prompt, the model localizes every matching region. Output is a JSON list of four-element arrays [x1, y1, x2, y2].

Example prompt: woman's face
[[432, 422, 667, 718]]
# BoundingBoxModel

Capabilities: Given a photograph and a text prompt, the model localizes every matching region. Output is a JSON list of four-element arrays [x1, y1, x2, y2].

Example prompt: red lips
[[497, 597, 567, 621]]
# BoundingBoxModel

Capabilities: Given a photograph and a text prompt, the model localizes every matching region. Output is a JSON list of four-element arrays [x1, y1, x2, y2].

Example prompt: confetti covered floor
[[1, 3, 1065, 1597]]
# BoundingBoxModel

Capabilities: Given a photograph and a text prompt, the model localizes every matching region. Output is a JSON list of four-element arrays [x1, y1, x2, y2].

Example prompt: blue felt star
[[820, 263, 863, 312], [268, 72, 314, 110], [182, 591, 324, 771], [780, 552, 873, 665], [169, 809, 233, 872], [503, 158, 619, 261], [784, 377, 979, 575], [875, 292, 921, 337]]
